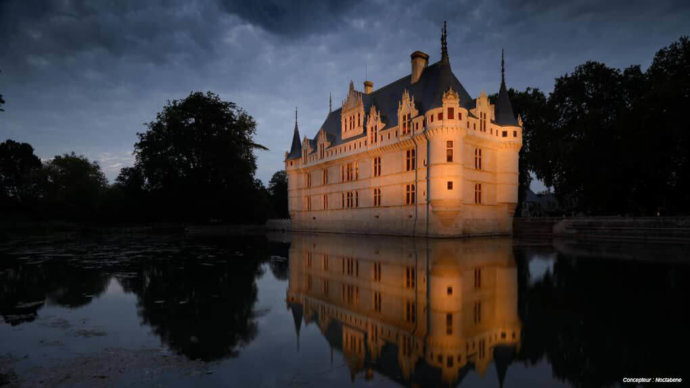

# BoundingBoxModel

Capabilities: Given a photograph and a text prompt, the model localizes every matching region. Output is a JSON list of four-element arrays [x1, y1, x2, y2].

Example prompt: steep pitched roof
[[494, 51, 518, 126], [286, 111, 302, 159], [310, 60, 475, 149]]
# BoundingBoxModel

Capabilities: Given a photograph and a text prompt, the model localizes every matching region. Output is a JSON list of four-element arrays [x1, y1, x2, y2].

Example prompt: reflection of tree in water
[[0, 257, 110, 325], [119, 244, 268, 361], [516, 251, 690, 386]]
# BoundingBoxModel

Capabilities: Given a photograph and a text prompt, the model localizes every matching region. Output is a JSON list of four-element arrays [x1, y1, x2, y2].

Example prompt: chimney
[[410, 51, 429, 84], [364, 80, 373, 94]]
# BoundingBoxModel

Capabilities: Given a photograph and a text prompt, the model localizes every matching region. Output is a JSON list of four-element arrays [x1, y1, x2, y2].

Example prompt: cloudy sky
[[1, 0, 689, 185]]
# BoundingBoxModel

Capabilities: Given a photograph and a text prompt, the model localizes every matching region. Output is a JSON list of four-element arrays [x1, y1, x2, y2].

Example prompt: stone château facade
[[285, 23, 523, 237]]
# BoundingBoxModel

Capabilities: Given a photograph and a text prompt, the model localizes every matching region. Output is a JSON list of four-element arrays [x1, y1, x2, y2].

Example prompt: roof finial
[[501, 49, 505, 85], [295, 107, 298, 127], [329, 93, 332, 112], [441, 21, 448, 62]]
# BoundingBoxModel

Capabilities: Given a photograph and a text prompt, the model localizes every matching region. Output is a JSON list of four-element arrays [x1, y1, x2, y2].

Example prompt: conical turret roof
[[494, 50, 519, 126]]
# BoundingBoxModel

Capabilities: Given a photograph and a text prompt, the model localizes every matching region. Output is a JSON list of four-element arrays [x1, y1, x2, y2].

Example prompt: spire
[[287, 107, 302, 159], [329, 93, 332, 112], [501, 48, 505, 86], [495, 50, 518, 126], [441, 21, 449, 63]]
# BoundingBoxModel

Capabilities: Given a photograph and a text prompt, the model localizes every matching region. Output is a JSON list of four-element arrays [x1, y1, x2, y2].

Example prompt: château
[[285, 23, 523, 237]]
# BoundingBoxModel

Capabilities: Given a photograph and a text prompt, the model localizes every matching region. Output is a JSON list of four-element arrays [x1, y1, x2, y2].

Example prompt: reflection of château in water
[[286, 234, 521, 386]]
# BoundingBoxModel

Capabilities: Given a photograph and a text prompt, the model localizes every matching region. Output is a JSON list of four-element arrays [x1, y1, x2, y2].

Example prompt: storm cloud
[[1, 0, 688, 182]]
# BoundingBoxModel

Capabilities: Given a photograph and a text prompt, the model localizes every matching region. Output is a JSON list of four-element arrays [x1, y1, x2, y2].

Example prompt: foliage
[[0, 139, 42, 208], [38, 153, 108, 219], [268, 170, 288, 218], [131, 91, 268, 223]]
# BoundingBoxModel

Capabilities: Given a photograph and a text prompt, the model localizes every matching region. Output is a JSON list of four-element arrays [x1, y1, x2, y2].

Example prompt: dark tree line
[[498, 37, 690, 215]]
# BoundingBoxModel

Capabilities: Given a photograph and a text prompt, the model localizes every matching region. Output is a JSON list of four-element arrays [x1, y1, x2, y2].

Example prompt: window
[[373, 188, 381, 207], [374, 291, 382, 312], [513, 130, 517, 137], [448, 107, 454, 120], [446, 313, 453, 335], [447, 356, 453, 368], [447, 181, 453, 190], [458, 112, 462, 120], [319, 144, 324, 159], [438, 112, 443, 121], [323, 194, 328, 209], [474, 183, 482, 204], [474, 148, 482, 170], [405, 300, 416, 323], [343, 162, 357, 182], [306, 251, 312, 267], [323, 279, 329, 296], [306, 196, 311, 211], [323, 169, 328, 184], [373, 262, 382, 281], [373, 156, 381, 177], [355, 190, 359, 207], [446, 141, 453, 162], [430, 114, 434, 123], [344, 257, 358, 276], [341, 192, 345, 208], [474, 301, 482, 325], [405, 184, 416, 205], [405, 266, 415, 288], [447, 286, 453, 295], [474, 267, 482, 289], [405, 149, 416, 171], [502, 131, 508, 137], [306, 173, 311, 188], [323, 255, 329, 271]]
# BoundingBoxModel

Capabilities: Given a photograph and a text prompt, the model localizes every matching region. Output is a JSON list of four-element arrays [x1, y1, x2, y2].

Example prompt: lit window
[[446, 141, 453, 162], [405, 149, 416, 171], [405, 266, 415, 288], [474, 148, 482, 170], [373, 157, 381, 177], [373, 188, 381, 207], [405, 184, 416, 205], [405, 300, 416, 323]]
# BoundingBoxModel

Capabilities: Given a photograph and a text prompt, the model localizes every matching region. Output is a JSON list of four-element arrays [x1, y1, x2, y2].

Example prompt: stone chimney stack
[[410, 51, 429, 84], [364, 80, 373, 94]]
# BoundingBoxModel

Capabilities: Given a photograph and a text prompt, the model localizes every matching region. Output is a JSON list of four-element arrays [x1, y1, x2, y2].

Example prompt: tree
[[0, 139, 42, 209], [39, 153, 108, 219], [268, 170, 288, 218], [132, 91, 268, 223], [642, 36, 690, 214]]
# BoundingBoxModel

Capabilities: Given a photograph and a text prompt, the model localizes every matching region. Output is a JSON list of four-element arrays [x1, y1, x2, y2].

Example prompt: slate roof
[[311, 60, 474, 150], [289, 53, 517, 159], [287, 118, 302, 159], [495, 79, 518, 126]]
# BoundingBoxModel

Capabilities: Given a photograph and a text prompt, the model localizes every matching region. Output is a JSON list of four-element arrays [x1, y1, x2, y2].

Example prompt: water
[[0, 232, 688, 387]]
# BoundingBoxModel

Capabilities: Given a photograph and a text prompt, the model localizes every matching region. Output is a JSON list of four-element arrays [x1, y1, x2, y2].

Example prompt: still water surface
[[0, 232, 688, 387]]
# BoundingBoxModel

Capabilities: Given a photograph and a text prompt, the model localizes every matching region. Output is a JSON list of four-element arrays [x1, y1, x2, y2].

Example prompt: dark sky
[[1, 0, 689, 184]]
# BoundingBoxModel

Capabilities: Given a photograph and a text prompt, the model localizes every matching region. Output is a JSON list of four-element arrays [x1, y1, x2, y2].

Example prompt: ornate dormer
[[398, 89, 418, 135], [316, 129, 330, 159], [301, 136, 313, 163], [472, 91, 493, 133], [341, 81, 365, 140], [367, 105, 385, 144]]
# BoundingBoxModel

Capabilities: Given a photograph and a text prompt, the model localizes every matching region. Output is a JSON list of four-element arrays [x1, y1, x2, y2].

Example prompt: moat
[[0, 232, 687, 387]]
